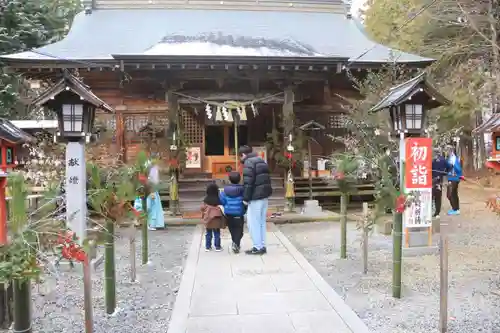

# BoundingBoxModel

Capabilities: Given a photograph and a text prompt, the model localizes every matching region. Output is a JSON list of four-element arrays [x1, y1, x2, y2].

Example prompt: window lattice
[[125, 114, 169, 143], [328, 113, 348, 128], [181, 109, 203, 144]]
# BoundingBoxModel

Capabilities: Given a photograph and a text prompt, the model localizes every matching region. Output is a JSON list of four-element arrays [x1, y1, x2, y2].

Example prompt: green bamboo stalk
[[392, 212, 403, 298], [141, 196, 148, 265], [13, 279, 31, 333], [104, 220, 116, 314], [340, 194, 347, 259], [393, 154, 406, 299]]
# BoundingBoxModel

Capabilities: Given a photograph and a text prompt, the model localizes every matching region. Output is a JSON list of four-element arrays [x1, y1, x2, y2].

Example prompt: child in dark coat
[[219, 172, 245, 253], [201, 183, 225, 252]]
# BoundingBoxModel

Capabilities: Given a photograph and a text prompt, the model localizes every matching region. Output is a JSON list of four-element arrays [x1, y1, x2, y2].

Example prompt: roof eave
[[31, 80, 66, 106], [31, 71, 114, 114], [0, 120, 35, 144], [349, 59, 434, 69], [111, 54, 349, 64], [422, 84, 451, 107], [0, 57, 118, 69]]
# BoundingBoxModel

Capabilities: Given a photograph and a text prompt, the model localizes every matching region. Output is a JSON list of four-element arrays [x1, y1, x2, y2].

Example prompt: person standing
[[219, 172, 246, 253], [446, 148, 462, 215], [201, 183, 225, 252], [239, 145, 272, 255], [146, 158, 165, 230], [431, 150, 447, 218]]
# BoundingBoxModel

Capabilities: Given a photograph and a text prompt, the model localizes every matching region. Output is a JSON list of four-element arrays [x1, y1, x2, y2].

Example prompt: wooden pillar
[[116, 111, 125, 163], [166, 90, 180, 216], [283, 86, 295, 212], [283, 86, 294, 139]]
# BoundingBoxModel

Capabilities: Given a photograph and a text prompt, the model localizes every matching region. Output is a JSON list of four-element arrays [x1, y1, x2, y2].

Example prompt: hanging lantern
[[215, 106, 223, 121], [205, 104, 212, 119]]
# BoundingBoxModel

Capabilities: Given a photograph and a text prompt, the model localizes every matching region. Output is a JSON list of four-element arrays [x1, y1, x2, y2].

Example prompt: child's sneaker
[[205, 247, 212, 252], [215, 247, 223, 252], [232, 242, 240, 254], [148, 227, 157, 231]]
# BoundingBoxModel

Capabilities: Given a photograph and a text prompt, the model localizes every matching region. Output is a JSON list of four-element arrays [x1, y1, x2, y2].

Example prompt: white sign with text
[[403, 188, 432, 228]]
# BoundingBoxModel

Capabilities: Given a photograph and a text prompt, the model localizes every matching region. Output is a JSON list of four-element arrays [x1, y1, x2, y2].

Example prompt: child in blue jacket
[[446, 148, 463, 215], [220, 172, 245, 253]]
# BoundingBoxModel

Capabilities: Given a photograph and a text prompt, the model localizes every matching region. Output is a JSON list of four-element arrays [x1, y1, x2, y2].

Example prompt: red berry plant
[[55, 231, 87, 266]]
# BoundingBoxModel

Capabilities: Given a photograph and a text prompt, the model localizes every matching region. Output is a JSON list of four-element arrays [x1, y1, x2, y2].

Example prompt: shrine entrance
[[203, 123, 248, 178]]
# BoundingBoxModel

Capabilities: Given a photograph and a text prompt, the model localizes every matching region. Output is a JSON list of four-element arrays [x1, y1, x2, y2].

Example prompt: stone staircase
[[178, 173, 285, 216]]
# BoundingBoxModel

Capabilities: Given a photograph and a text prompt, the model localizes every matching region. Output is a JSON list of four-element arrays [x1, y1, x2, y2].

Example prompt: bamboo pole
[[104, 220, 116, 314], [129, 224, 137, 283], [141, 196, 148, 265], [13, 279, 31, 333], [340, 194, 347, 259], [83, 254, 93, 333], [392, 212, 403, 298], [362, 202, 369, 274], [393, 131, 405, 299], [439, 229, 449, 333]]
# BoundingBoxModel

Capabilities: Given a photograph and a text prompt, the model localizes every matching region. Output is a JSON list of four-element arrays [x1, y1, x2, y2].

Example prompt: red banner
[[405, 137, 432, 189]]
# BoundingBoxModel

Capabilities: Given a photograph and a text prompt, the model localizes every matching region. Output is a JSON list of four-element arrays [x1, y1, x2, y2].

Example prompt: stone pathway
[[168, 223, 370, 333]]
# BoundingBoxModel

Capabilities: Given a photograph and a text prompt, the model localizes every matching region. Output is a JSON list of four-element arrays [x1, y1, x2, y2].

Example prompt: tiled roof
[[31, 70, 114, 113], [0, 119, 34, 144], [370, 72, 450, 112], [1, 9, 432, 64], [474, 114, 500, 133]]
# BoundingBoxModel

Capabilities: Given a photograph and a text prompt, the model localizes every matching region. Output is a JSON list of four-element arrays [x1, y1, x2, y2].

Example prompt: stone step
[[178, 196, 285, 213]]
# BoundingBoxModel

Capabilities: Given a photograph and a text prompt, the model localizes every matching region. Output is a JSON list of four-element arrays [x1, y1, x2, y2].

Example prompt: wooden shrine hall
[[1, 0, 434, 212]]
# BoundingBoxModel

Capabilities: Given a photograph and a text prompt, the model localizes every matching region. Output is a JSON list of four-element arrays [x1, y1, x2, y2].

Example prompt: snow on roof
[[10, 120, 58, 129]]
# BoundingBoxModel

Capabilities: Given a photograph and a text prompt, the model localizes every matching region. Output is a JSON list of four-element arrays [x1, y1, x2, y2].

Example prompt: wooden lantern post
[[31, 70, 113, 330], [369, 73, 451, 299]]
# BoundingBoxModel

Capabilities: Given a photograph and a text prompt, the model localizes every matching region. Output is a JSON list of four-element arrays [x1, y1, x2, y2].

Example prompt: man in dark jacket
[[220, 172, 246, 253], [239, 145, 272, 255], [432, 150, 448, 218]]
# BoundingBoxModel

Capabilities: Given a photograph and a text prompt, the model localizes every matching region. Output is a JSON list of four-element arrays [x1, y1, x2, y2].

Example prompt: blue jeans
[[247, 198, 268, 250], [205, 228, 221, 249]]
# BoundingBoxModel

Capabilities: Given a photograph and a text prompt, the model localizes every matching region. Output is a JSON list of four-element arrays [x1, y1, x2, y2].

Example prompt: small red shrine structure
[[0, 119, 33, 244], [0, 119, 33, 172]]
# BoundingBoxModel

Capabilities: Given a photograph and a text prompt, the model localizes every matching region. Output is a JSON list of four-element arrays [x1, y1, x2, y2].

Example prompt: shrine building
[[0, 0, 433, 212]]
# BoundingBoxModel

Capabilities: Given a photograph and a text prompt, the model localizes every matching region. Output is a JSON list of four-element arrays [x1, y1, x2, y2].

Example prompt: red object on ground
[[395, 195, 406, 213]]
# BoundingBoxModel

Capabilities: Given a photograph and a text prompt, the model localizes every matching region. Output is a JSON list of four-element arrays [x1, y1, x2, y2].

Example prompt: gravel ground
[[279, 186, 500, 333], [20, 226, 194, 333]]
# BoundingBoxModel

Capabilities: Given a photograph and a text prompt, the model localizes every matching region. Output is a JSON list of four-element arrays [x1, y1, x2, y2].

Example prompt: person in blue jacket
[[432, 149, 448, 218], [446, 148, 463, 215], [220, 172, 246, 253]]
